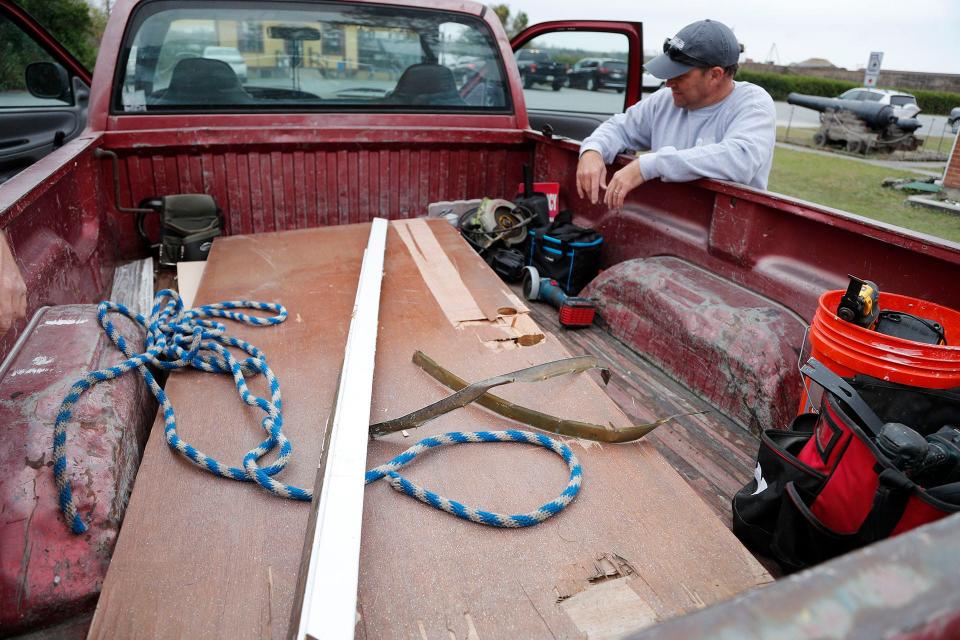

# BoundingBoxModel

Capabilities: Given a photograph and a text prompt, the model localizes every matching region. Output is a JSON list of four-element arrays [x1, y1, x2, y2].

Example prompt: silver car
[[837, 88, 921, 119]]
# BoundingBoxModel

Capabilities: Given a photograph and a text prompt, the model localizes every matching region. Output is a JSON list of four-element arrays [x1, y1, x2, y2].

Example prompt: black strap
[[858, 468, 915, 542], [801, 358, 885, 437]]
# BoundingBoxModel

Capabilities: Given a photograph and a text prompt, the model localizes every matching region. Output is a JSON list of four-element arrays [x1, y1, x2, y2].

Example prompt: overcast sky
[[512, 0, 960, 75]]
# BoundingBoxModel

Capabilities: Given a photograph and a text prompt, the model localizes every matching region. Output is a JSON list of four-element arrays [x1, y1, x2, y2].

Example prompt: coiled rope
[[53, 291, 581, 534], [53, 290, 307, 534]]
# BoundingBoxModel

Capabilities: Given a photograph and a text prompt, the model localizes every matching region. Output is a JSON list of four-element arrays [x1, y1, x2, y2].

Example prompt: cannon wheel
[[846, 139, 863, 154], [812, 132, 826, 146]]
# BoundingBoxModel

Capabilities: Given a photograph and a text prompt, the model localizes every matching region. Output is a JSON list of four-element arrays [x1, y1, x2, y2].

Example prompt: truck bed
[[87, 220, 772, 639]]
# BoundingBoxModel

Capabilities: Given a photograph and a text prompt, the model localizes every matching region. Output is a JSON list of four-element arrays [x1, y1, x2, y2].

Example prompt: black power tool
[[837, 275, 880, 328]]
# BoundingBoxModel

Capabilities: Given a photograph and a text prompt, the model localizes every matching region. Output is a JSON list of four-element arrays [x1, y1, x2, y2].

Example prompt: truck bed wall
[[5, 126, 960, 362], [0, 134, 115, 357], [532, 136, 960, 322], [101, 128, 536, 258]]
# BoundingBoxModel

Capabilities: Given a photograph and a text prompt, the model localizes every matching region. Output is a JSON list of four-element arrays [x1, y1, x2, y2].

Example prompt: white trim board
[[295, 218, 388, 640]]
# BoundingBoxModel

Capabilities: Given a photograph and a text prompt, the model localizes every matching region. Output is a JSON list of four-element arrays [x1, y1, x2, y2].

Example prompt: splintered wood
[[89, 220, 771, 640], [394, 218, 542, 350]]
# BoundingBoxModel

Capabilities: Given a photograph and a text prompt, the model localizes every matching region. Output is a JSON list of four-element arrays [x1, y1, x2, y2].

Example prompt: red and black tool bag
[[733, 358, 960, 572]]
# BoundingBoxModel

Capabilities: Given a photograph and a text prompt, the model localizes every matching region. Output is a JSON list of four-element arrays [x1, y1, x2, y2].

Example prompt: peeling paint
[[8, 368, 51, 377]]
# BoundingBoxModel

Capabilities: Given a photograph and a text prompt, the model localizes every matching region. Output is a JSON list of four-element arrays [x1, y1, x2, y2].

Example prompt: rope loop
[[53, 291, 582, 534], [53, 290, 307, 535], [365, 430, 582, 527]]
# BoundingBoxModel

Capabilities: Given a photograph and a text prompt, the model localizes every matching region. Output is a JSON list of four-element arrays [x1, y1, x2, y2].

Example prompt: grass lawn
[[768, 146, 960, 243]]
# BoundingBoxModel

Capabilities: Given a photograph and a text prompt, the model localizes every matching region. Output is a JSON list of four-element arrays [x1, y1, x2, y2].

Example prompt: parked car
[[515, 48, 566, 91], [202, 46, 247, 82], [449, 55, 484, 84], [949, 106, 960, 134], [642, 71, 665, 92], [567, 58, 626, 92], [837, 88, 921, 119]]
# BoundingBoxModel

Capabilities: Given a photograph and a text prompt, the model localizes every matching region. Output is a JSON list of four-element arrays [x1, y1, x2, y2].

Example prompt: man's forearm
[[580, 111, 637, 164]]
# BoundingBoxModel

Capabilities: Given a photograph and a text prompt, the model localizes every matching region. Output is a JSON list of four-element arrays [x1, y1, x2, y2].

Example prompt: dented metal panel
[[584, 256, 807, 434], [0, 305, 155, 634]]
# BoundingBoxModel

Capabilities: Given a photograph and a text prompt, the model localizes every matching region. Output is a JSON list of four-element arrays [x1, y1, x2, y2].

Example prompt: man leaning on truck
[[576, 19, 776, 207]]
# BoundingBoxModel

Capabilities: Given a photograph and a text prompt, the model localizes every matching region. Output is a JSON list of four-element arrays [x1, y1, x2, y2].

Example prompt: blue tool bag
[[528, 211, 603, 295]]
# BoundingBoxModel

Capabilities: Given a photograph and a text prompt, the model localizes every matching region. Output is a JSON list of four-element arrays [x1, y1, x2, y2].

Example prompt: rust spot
[[25, 454, 45, 470], [516, 334, 544, 347]]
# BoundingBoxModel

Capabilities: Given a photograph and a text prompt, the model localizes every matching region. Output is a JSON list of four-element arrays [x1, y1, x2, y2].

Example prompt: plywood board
[[90, 220, 770, 640]]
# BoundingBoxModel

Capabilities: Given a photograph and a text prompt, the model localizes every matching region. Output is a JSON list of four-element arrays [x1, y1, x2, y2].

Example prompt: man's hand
[[576, 150, 607, 204], [603, 160, 645, 210], [0, 231, 27, 336]]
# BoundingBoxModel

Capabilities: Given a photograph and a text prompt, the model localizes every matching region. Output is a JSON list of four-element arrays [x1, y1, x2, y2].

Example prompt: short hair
[[723, 63, 739, 77]]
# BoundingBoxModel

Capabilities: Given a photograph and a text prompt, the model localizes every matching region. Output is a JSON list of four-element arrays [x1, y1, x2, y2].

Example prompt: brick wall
[[945, 133, 960, 190], [741, 62, 960, 93]]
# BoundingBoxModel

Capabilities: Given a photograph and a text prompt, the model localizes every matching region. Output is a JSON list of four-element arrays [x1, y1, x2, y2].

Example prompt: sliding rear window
[[114, 1, 510, 113]]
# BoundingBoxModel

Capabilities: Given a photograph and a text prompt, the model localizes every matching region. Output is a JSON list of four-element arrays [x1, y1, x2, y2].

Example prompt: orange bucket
[[801, 290, 960, 411]]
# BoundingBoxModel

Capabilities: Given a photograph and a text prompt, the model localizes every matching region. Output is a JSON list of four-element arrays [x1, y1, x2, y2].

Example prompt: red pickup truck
[[2, 0, 960, 638]]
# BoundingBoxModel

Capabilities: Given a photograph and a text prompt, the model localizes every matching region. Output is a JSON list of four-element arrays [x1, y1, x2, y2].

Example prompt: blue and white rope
[[53, 291, 582, 534], [365, 429, 582, 527], [52, 289, 310, 534]]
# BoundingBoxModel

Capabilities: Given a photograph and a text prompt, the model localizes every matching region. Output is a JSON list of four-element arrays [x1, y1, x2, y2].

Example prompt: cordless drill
[[521, 266, 596, 327]]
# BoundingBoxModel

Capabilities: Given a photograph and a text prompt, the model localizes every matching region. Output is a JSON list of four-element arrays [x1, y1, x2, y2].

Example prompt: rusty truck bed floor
[[516, 285, 762, 532]]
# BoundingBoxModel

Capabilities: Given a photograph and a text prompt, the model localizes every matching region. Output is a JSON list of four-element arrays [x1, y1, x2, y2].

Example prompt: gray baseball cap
[[644, 19, 740, 80]]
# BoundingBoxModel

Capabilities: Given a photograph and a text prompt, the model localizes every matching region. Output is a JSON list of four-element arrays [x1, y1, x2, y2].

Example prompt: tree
[[489, 4, 529, 39], [14, 0, 100, 69]]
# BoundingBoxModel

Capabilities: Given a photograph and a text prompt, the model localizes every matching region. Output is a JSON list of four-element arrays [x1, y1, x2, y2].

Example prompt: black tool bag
[[733, 358, 960, 573], [487, 247, 526, 283], [527, 211, 603, 295], [139, 195, 224, 266]]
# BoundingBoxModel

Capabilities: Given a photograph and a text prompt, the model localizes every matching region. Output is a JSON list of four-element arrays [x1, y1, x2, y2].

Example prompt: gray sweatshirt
[[580, 81, 776, 190]]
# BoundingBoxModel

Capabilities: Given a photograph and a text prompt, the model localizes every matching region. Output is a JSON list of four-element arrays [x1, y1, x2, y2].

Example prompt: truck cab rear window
[[115, 1, 509, 113]]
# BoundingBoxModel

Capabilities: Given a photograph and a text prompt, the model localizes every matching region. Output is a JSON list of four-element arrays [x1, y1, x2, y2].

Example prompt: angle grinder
[[521, 266, 596, 327]]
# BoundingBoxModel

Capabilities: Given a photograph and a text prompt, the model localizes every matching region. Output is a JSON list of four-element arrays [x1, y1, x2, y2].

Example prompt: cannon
[[787, 92, 922, 154]]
